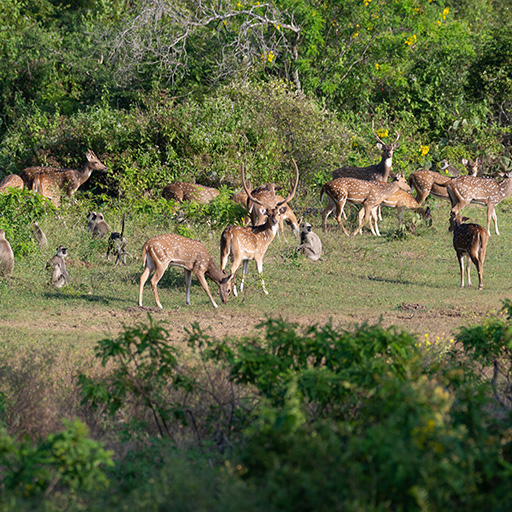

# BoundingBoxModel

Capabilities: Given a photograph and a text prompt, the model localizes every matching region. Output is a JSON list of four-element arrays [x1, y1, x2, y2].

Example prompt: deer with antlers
[[320, 174, 411, 236], [162, 182, 220, 203], [409, 158, 479, 205], [443, 171, 512, 236], [138, 234, 233, 309], [20, 150, 107, 197], [246, 184, 300, 237], [332, 126, 401, 182], [220, 160, 299, 296], [449, 211, 488, 290]]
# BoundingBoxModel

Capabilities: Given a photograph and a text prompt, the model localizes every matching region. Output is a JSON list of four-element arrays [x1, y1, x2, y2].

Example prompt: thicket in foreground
[[2, 308, 512, 511]]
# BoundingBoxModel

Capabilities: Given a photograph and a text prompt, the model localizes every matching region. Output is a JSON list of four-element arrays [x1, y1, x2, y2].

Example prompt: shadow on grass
[[42, 291, 130, 304]]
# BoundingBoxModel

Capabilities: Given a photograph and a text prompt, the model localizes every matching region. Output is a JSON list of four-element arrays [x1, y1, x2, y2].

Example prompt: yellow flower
[[267, 51, 275, 63], [377, 128, 389, 138], [352, 32, 359, 39], [442, 7, 449, 20], [375, 63, 380, 70], [420, 145, 429, 156], [405, 34, 417, 46]]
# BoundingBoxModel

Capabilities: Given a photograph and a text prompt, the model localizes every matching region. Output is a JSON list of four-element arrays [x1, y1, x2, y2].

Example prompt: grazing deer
[[162, 182, 220, 203], [320, 174, 411, 235], [444, 172, 512, 235], [33, 173, 61, 208], [220, 160, 299, 296], [409, 158, 479, 205], [332, 126, 401, 182], [360, 187, 432, 228], [138, 234, 233, 309], [0, 174, 24, 193], [20, 150, 107, 197], [449, 211, 488, 290]]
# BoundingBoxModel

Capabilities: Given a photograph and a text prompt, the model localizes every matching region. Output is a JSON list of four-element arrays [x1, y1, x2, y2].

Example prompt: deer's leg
[[149, 263, 168, 309], [194, 270, 219, 308], [474, 256, 483, 290], [138, 266, 152, 307], [371, 206, 381, 236], [184, 269, 193, 305], [240, 260, 250, 293], [457, 253, 465, 288], [466, 255, 472, 288], [255, 259, 269, 295], [229, 257, 243, 297], [334, 200, 350, 237], [322, 204, 334, 232], [489, 207, 498, 236]]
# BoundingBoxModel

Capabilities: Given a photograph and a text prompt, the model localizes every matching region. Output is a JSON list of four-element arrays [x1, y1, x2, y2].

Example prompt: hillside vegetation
[[1, 0, 512, 510]]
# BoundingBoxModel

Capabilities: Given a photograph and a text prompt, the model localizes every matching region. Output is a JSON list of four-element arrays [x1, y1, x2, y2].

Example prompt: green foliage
[[0, 418, 113, 497], [0, 188, 55, 256], [189, 317, 421, 419], [78, 316, 195, 439], [451, 300, 512, 410]]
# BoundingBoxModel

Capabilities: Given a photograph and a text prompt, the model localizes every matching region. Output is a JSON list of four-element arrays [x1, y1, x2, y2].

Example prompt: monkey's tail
[[120, 213, 126, 238]]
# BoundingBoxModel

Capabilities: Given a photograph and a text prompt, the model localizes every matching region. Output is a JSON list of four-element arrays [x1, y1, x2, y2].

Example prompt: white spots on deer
[[138, 233, 233, 309]]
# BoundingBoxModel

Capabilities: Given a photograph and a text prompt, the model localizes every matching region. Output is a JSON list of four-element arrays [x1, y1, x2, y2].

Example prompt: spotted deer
[[409, 158, 479, 205], [449, 211, 488, 290], [220, 160, 299, 296], [33, 173, 61, 208], [162, 182, 220, 203], [0, 174, 24, 193], [332, 126, 401, 182], [320, 174, 411, 236], [444, 171, 512, 235], [20, 150, 107, 197], [360, 187, 432, 228], [138, 234, 233, 309]]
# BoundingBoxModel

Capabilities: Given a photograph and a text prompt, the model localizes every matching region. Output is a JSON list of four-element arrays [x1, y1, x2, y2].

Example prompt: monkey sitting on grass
[[296, 222, 322, 261], [46, 245, 70, 288], [0, 230, 14, 276]]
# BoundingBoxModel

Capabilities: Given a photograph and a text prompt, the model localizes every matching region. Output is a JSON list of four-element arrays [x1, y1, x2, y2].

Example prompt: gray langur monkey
[[32, 222, 48, 248], [296, 222, 322, 261], [86, 211, 111, 238], [0, 230, 14, 276], [86, 211, 98, 233], [46, 245, 70, 288]]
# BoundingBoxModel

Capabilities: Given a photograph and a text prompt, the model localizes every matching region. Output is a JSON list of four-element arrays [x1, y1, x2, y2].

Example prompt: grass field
[[1, 195, 511, 437]]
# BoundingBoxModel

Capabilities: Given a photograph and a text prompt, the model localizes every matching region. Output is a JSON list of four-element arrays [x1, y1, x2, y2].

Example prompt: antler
[[372, 120, 401, 145], [241, 163, 273, 209], [277, 159, 300, 207]]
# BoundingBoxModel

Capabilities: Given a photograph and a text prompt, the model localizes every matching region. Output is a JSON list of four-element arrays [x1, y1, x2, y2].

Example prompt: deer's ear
[[279, 206, 287, 214], [462, 217, 470, 223], [376, 143, 383, 150]]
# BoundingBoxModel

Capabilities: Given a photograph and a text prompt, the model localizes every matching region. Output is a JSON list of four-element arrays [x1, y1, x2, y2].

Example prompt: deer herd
[[1, 129, 511, 305]]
